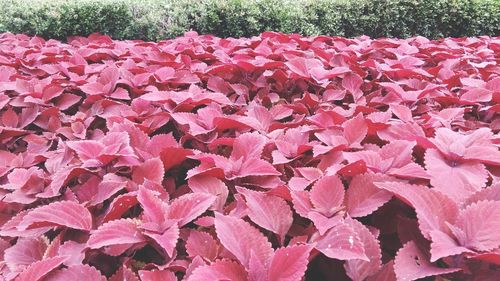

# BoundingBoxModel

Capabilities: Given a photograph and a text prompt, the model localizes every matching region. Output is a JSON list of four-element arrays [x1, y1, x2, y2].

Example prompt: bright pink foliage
[[0, 31, 499, 280]]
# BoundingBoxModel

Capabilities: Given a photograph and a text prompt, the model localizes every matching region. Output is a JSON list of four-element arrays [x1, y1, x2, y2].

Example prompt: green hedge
[[0, 0, 498, 41]]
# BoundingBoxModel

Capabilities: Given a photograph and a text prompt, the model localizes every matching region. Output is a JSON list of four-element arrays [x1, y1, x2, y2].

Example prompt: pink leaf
[[15, 256, 66, 281], [167, 193, 216, 227], [2, 107, 18, 127], [429, 230, 472, 262], [188, 175, 229, 211], [394, 241, 460, 281], [138, 269, 177, 281], [214, 213, 274, 270], [186, 230, 219, 261], [46, 264, 106, 281], [314, 220, 368, 261], [342, 72, 363, 100], [86, 219, 146, 249], [425, 149, 488, 202], [109, 266, 140, 281], [375, 181, 458, 239], [455, 200, 500, 251], [143, 222, 179, 257], [343, 113, 367, 147], [137, 186, 168, 225], [237, 187, 293, 242], [366, 260, 396, 281], [309, 175, 345, 217], [230, 132, 267, 161], [4, 237, 47, 271], [187, 259, 248, 281], [344, 218, 382, 281], [346, 173, 394, 218], [18, 201, 92, 231], [132, 157, 165, 184], [268, 244, 314, 281], [461, 88, 492, 103]]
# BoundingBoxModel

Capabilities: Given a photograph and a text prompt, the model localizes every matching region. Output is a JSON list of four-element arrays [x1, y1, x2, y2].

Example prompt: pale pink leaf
[[4, 237, 47, 271], [346, 173, 394, 218], [15, 256, 66, 281], [109, 266, 140, 281], [187, 259, 248, 281], [268, 244, 314, 281], [138, 269, 177, 281], [375, 181, 458, 239], [188, 175, 229, 211], [231, 132, 266, 161], [46, 264, 106, 281], [167, 193, 216, 227], [186, 230, 219, 261], [366, 260, 396, 281], [143, 223, 179, 257], [425, 149, 488, 202], [314, 221, 368, 261], [237, 187, 293, 242], [461, 88, 492, 103], [344, 218, 382, 281], [86, 219, 146, 249], [343, 113, 367, 147], [309, 175, 345, 217], [132, 157, 165, 184], [214, 213, 274, 270], [137, 186, 168, 225], [455, 200, 500, 251], [429, 230, 472, 262], [394, 241, 460, 281], [18, 201, 92, 231]]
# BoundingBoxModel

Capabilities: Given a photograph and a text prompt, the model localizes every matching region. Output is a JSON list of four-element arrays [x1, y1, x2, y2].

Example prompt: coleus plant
[[0, 31, 499, 280]]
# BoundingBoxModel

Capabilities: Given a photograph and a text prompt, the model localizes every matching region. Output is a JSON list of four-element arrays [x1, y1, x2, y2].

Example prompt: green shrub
[[0, 0, 498, 41]]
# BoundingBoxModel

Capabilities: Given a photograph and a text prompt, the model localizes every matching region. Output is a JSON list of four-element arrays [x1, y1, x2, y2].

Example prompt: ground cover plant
[[0, 31, 499, 280], [0, 0, 499, 41]]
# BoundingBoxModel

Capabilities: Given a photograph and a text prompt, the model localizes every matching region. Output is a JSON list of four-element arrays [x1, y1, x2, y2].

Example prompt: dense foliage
[[0, 31, 499, 280], [0, 0, 498, 41]]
